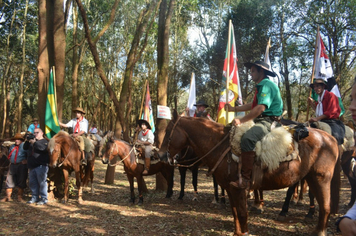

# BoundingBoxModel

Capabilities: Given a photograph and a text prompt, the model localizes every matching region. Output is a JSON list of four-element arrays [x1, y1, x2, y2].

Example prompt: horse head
[[101, 137, 116, 165], [158, 110, 189, 164], [48, 136, 61, 168], [98, 131, 114, 159]]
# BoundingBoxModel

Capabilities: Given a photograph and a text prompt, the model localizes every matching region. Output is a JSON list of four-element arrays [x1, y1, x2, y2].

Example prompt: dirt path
[[0, 159, 351, 235]]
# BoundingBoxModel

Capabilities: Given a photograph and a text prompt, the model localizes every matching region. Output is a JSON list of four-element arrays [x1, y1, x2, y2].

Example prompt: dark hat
[[194, 100, 209, 108], [137, 119, 151, 130], [32, 117, 38, 122], [244, 60, 276, 77], [310, 78, 327, 89], [11, 133, 24, 141], [72, 107, 86, 114]]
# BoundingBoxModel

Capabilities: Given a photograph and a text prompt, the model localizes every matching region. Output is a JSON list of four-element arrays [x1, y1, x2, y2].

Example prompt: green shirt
[[255, 78, 283, 116]]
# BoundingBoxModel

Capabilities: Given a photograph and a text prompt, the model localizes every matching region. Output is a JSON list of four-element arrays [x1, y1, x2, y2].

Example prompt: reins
[[58, 143, 74, 167], [107, 141, 136, 167]]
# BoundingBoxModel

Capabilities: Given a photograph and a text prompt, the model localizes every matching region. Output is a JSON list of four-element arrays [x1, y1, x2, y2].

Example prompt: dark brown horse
[[48, 131, 95, 203], [158, 112, 340, 236], [100, 136, 174, 204]]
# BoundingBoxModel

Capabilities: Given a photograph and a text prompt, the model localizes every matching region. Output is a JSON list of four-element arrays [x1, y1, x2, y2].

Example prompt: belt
[[256, 115, 280, 122]]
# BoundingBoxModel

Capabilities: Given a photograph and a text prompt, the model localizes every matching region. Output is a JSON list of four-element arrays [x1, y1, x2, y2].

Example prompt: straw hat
[[244, 60, 276, 77], [10, 133, 25, 141], [194, 100, 209, 108], [310, 78, 327, 89], [32, 117, 38, 122], [72, 107, 86, 114]]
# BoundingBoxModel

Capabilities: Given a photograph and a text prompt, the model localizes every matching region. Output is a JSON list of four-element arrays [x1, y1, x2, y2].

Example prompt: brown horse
[[158, 112, 340, 236], [48, 131, 95, 203], [100, 136, 174, 205]]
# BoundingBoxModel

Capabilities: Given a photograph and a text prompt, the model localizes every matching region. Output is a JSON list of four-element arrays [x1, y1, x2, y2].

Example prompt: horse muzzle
[[101, 158, 108, 164]]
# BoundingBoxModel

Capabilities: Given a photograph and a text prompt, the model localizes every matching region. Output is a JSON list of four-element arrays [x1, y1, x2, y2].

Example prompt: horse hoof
[[277, 215, 287, 222], [78, 199, 84, 204], [137, 201, 143, 206], [296, 200, 305, 206], [304, 215, 313, 222], [192, 197, 198, 201], [250, 206, 263, 214]]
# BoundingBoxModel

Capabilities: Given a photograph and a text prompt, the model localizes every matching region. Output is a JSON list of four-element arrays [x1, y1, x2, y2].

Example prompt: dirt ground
[[0, 159, 352, 236]]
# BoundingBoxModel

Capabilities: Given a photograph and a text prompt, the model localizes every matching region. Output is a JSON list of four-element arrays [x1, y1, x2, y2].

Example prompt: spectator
[[24, 128, 49, 205], [27, 118, 40, 134], [1, 133, 28, 202]]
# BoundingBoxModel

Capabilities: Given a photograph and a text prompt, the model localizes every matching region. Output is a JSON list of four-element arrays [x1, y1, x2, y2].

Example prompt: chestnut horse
[[100, 136, 174, 204], [158, 112, 340, 236], [48, 131, 95, 203]]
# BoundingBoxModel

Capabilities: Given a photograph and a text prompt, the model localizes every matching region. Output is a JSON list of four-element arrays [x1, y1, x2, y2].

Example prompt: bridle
[[54, 142, 74, 168], [165, 116, 230, 168], [105, 140, 136, 167]]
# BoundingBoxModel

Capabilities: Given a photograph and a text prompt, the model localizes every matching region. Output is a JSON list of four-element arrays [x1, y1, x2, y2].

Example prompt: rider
[[136, 119, 154, 175], [225, 60, 283, 189], [191, 100, 214, 121], [308, 78, 345, 145], [59, 107, 89, 165]]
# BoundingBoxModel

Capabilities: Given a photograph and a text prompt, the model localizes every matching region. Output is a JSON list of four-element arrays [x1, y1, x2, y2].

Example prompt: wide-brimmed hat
[[72, 107, 86, 114], [137, 119, 151, 130], [32, 117, 38, 122], [310, 78, 327, 89], [11, 133, 24, 141], [244, 60, 276, 77], [194, 100, 209, 108]]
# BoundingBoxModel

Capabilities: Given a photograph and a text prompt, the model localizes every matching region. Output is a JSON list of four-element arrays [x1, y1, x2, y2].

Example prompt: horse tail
[[330, 149, 341, 214]]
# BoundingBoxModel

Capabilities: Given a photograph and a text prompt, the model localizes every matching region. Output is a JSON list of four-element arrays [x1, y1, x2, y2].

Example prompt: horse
[[100, 136, 174, 205], [48, 131, 95, 203], [174, 146, 226, 203], [158, 112, 340, 236], [0, 142, 11, 192]]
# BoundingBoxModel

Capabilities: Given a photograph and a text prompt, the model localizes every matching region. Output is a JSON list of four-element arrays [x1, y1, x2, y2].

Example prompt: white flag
[[314, 35, 333, 79], [264, 38, 271, 69], [187, 72, 196, 117]]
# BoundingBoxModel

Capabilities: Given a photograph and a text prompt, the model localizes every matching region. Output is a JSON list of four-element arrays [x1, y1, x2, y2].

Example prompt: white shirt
[[66, 117, 89, 134], [138, 129, 154, 144], [89, 127, 98, 134]]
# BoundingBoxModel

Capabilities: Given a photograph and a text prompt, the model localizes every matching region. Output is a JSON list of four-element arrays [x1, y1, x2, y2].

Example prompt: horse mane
[[48, 131, 74, 153], [182, 116, 229, 134]]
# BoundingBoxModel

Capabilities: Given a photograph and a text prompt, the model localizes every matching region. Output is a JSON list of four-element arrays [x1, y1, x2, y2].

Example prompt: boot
[[230, 151, 256, 189], [81, 151, 87, 166], [1, 188, 13, 202], [142, 158, 151, 175], [17, 188, 25, 202]]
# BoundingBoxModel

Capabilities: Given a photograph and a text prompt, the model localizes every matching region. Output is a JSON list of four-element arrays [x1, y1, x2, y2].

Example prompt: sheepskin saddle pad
[[230, 122, 299, 173]]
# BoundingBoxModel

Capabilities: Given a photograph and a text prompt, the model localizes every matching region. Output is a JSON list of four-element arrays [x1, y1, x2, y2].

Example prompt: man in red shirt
[[308, 78, 345, 144]]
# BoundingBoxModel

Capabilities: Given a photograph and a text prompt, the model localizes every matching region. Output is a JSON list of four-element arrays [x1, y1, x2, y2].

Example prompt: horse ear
[[173, 109, 179, 121]]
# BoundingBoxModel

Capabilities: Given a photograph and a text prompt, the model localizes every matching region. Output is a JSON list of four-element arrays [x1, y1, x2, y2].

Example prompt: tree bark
[[17, 0, 29, 132], [37, 0, 49, 130], [156, 0, 175, 191]]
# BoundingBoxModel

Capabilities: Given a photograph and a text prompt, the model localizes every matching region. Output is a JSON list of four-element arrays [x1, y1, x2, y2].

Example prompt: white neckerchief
[[316, 90, 326, 117]]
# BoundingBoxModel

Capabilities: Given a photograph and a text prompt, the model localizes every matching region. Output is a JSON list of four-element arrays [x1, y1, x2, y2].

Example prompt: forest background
[[1, 0, 355, 142]]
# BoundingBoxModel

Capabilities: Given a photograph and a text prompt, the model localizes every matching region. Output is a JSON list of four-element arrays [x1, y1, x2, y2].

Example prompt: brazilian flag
[[45, 69, 60, 138]]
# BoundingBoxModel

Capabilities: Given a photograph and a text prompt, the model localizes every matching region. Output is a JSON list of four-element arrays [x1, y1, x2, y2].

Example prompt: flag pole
[[186, 72, 195, 116], [225, 20, 232, 125], [305, 26, 319, 121], [139, 79, 148, 120]]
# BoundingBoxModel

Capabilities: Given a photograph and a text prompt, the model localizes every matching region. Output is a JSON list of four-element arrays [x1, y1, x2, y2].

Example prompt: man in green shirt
[[225, 60, 283, 189]]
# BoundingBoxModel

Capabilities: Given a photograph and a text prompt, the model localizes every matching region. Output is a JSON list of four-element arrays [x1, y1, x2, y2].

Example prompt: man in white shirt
[[59, 107, 89, 165]]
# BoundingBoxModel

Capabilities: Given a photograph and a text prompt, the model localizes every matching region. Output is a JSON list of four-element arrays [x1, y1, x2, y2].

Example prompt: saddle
[[134, 144, 159, 160]]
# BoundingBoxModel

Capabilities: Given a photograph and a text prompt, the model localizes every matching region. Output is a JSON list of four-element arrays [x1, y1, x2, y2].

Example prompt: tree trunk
[[71, 4, 79, 110], [37, 0, 49, 130], [156, 0, 175, 191], [53, 0, 66, 121], [17, 0, 29, 133]]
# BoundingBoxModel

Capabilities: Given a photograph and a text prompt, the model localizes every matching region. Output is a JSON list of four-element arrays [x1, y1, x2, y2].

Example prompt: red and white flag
[[186, 73, 196, 117], [314, 35, 333, 79]]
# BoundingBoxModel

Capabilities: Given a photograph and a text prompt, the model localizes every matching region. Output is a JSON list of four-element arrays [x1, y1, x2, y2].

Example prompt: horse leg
[[212, 175, 219, 204], [62, 169, 69, 203], [349, 177, 356, 207], [297, 179, 307, 205], [192, 166, 198, 201], [137, 175, 144, 205], [178, 167, 186, 200], [277, 182, 299, 221], [227, 189, 244, 235], [304, 189, 315, 221], [90, 160, 95, 194], [251, 190, 263, 214], [75, 170, 83, 204], [220, 187, 226, 204], [127, 174, 135, 204], [165, 166, 174, 198]]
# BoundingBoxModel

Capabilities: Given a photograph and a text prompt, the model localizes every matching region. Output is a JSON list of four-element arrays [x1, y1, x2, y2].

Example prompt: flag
[[217, 21, 243, 125], [45, 69, 60, 138], [142, 82, 155, 133], [312, 35, 344, 116], [314, 35, 333, 80], [264, 38, 271, 69], [186, 73, 196, 117]]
